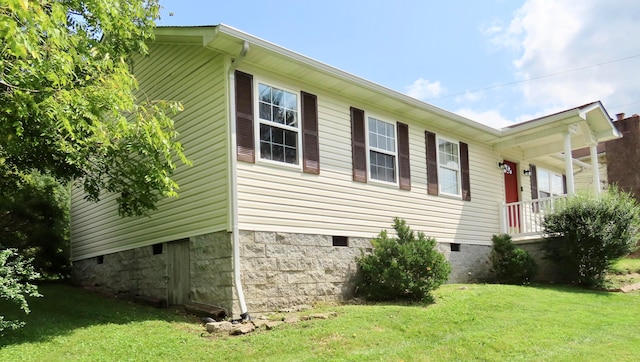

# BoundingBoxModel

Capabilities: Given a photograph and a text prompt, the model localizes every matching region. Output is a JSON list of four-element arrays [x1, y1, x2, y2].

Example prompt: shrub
[[489, 234, 537, 284], [542, 187, 640, 287], [0, 248, 41, 334], [355, 218, 451, 303]]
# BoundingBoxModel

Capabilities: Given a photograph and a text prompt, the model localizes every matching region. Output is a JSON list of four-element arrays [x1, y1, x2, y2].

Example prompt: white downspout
[[228, 41, 250, 320]]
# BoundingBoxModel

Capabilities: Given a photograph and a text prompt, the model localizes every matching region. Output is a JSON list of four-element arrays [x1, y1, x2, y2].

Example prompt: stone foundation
[[72, 244, 168, 301], [72, 230, 235, 312], [518, 239, 563, 282], [189, 232, 235, 313], [437, 243, 493, 283], [73, 229, 517, 316], [238, 231, 371, 314]]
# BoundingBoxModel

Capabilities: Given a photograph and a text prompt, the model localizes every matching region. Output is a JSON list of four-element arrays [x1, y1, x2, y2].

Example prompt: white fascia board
[[215, 24, 502, 137], [153, 25, 617, 146]]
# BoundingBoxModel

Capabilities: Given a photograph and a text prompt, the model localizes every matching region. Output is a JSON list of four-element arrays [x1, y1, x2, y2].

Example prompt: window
[[425, 131, 470, 200], [235, 71, 320, 173], [350, 107, 410, 189], [438, 138, 460, 196], [537, 168, 565, 198], [368, 117, 397, 183], [257, 83, 300, 165]]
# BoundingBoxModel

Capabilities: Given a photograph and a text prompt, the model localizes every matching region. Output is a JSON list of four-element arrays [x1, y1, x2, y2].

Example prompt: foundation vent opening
[[332, 236, 348, 247], [152, 243, 163, 255]]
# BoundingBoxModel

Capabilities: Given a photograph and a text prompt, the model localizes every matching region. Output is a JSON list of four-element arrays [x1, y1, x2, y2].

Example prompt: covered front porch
[[500, 195, 565, 238], [491, 102, 621, 239]]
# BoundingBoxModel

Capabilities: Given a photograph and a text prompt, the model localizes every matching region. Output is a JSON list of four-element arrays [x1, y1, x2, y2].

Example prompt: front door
[[502, 160, 520, 232]]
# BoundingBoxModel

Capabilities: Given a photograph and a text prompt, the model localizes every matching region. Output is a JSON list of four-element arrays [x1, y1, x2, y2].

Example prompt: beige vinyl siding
[[70, 45, 229, 260], [236, 67, 505, 245]]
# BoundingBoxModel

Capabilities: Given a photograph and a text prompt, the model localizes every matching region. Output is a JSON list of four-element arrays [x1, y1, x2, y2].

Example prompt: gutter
[[226, 40, 251, 321]]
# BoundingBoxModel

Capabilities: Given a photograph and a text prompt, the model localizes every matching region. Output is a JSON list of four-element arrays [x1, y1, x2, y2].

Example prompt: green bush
[[490, 234, 537, 284], [0, 248, 41, 334], [0, 168, 70, 279], [355, 218, 451, 303], [542, 187, 640, 287]]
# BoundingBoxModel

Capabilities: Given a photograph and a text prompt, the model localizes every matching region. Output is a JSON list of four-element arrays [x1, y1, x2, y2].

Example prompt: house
[[70, 25, 621, 318]]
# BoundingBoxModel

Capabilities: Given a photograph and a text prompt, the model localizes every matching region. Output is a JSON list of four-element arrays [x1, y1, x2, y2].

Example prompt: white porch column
[[590, 143, 601, 195], [564, 132, 575, 195]]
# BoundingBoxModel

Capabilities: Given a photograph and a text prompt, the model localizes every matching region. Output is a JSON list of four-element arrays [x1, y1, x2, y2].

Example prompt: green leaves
[[543, 187, 640, 287], [356, 218, 451, 303], [0, 248, 42, 334], [1, 0, 189, 217]]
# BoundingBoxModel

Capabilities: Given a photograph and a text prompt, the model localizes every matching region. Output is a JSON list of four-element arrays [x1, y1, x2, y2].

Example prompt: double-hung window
[[438, 138, 460, 196], [350, 107, 410, 189], [537, 168, 564, 198], [257, 83, 300, 165], [368, 117, 397, 183]]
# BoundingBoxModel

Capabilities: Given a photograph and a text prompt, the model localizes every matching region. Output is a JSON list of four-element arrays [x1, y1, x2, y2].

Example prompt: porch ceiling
[[492, 102, 620, 161]]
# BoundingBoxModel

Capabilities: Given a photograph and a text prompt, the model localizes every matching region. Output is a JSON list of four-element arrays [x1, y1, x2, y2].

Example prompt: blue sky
[[157, 0, 640, 128]]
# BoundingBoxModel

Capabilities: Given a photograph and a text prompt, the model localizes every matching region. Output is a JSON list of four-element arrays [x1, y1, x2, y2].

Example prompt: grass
[[2, 282, 640, 361], [610, 258, 640, 274], [605, 258, 640, 289]]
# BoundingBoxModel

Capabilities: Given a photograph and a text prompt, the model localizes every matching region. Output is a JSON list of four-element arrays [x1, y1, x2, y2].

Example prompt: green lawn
[[1, 282, 639, 361]]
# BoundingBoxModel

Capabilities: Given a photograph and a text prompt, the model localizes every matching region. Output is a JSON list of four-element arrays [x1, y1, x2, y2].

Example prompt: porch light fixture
[[523, 169, 530, 176], [498, 161, 513, 174]]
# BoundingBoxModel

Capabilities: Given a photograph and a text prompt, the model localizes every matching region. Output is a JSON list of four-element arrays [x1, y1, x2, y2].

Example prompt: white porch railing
[[500, 195, 567, 237]]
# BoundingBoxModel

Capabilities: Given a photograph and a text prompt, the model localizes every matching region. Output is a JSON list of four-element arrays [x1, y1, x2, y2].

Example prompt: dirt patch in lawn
[[605, 273, 640, 292]]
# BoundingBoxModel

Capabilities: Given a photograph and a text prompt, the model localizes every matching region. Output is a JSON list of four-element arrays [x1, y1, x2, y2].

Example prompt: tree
[[1, 0, 189, 217], [0, 248, 41, 335], [0, 168, 70, 278], [1, 0, 188, 332], [543, 187, 640, 287]]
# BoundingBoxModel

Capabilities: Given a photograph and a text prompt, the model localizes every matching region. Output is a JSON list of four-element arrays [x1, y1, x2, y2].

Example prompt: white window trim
[[253, 78, 303, 170], [436, 136, 461, 197], [537, 168, 565, 198], [365, 113, 399, 186]]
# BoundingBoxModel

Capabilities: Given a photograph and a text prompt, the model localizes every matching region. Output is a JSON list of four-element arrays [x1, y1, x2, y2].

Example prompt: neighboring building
[[573, 113, 640, 199], [70, 25, 620, 318]]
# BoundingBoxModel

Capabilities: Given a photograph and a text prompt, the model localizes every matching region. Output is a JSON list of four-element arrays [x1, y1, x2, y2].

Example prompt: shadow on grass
[[0, 282, 196, 348], [515, 282, 623, 299]]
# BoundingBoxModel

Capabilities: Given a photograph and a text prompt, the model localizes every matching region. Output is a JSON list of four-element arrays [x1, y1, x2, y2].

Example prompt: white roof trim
[[154, 25, 620, 144]]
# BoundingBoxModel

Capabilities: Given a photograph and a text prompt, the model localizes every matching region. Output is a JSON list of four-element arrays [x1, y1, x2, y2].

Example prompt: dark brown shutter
[[235, 70, 254, 163], [460, 142, 471, 201], [529, 164, 538, 199], [301, 91, 320, 174], [425, 130, 438, 195], [350, 107, 367, 183], [397, 122, 411, 190], [562, 174, 567, 194]]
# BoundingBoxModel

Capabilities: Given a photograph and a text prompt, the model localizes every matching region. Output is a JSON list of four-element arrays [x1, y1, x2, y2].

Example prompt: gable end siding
[[70, 45, 230, 260]]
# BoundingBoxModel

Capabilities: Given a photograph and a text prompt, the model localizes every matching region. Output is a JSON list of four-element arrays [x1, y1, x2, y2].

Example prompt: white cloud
[[487, 0, 640, 117], [481, 22, 503, 37], [405, 78, 444, 100], [454, 108, 514, 130]]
